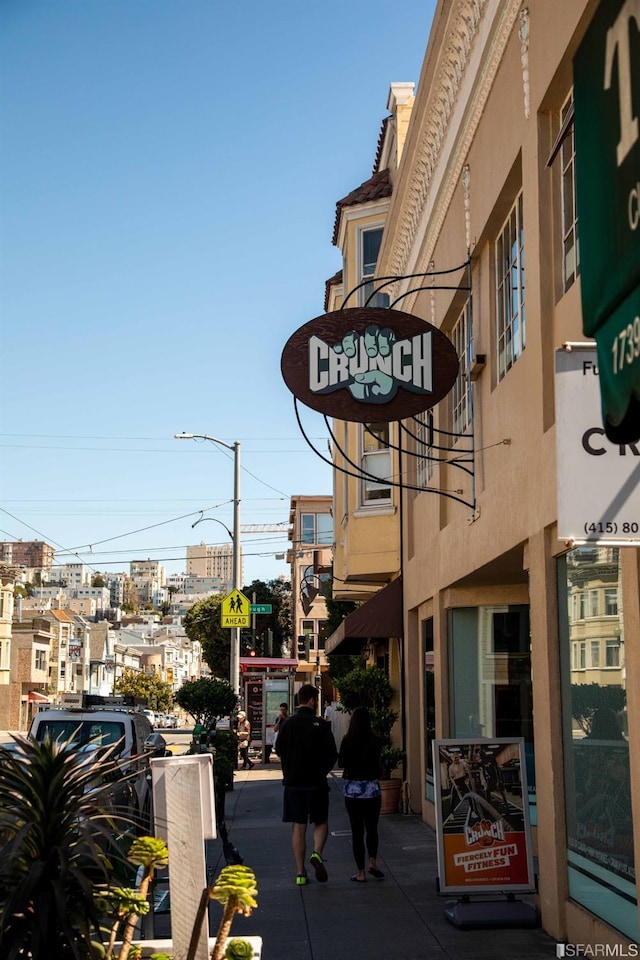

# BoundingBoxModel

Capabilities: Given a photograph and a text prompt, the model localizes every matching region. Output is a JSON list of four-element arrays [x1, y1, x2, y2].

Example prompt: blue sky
[[0, 0, 435, 585]]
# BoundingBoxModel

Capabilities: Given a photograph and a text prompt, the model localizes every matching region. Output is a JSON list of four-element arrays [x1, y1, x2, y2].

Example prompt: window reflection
[[559, 546, 636, 939]]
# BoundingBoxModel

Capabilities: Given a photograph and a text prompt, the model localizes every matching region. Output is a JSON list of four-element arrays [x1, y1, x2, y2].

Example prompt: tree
[[571, 683, 626, 735], [183, 594, 229, 677], [242, 578, 292, 656], [91, 574, 105, 588], [331, 665, 405, 778], [174, 678, 237, 729], [115, 670, 174, 713]]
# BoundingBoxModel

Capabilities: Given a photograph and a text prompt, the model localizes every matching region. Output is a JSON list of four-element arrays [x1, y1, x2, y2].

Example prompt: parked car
[[140, 708, 156, 727], [165, 714, 178, 729], [29, 695, 168, 832]]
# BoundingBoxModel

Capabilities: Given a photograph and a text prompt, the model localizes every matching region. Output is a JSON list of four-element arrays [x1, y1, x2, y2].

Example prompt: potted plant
[[0, 736, 136, 959], [330, 665, 405, 814]]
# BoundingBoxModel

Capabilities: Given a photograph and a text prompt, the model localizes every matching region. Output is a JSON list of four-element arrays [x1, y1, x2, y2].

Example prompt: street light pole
[[174, 432, 241, 694]]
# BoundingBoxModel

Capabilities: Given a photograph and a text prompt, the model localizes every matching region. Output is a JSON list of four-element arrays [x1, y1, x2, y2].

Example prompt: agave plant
[[0, 735, 131, 960]]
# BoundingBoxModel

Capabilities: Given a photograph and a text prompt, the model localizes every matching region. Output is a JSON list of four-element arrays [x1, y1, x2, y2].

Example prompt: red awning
[[325, 577, 404, 656], [28, 690, 50, 703]]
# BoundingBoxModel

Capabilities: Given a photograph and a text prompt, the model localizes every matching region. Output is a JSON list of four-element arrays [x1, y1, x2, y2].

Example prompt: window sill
[[353, 505, 397, 518]]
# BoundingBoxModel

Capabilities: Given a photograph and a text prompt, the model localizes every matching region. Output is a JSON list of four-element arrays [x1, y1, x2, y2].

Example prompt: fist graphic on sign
[[332, 325, 397, 400]]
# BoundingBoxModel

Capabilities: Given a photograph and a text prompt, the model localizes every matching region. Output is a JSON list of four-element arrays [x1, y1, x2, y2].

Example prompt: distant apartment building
[[105, 572, 127, 608], [9, 616, 53, 729], [0, 541, 55, 578], [129, 559, 166, 608], [0, 566, 16, 713], [51, 562, 91, 590], [186, 542, 240, 591], [41, 608, 74, 696]]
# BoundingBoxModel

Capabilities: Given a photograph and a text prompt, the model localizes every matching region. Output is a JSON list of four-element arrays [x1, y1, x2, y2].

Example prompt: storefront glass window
[[448, 605, 535, 823], [558, 547, 637, 940]]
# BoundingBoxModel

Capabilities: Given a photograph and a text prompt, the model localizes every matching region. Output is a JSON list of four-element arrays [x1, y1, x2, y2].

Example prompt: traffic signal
[[297, 635, 309, 660]]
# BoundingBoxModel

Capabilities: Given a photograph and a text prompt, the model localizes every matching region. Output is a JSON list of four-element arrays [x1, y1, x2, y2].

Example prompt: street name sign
[[220, 589, 251, 628], [250, 603, 273, 614]]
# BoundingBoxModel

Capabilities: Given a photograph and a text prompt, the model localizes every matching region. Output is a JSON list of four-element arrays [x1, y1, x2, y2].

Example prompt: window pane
[[362, 228, 383, 275], [558, 547, 635, 939], [496, 192, 525, 379], [316, 514, 333, 545], [301, 514, 315, 543], [449, 604, 536, 822], [362, 450, 392, 501]]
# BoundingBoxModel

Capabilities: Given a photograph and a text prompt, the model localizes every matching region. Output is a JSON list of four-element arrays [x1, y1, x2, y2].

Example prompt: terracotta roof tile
[[324, 269, 343, 312], [331, 168, 392, 246]]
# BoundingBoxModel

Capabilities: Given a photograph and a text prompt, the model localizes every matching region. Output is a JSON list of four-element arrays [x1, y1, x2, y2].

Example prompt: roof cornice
[[382, 0, 522, 308]]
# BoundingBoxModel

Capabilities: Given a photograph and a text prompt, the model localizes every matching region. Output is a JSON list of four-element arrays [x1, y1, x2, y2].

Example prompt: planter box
[[380, 778, 402, 814], [117, 936, 262, 958]]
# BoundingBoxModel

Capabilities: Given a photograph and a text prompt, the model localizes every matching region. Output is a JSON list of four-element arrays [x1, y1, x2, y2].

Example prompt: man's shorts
[[282, 783, 330, 825]]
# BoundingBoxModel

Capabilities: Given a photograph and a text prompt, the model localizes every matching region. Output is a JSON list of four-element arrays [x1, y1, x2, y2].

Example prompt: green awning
[[573, 0, 640, 442]]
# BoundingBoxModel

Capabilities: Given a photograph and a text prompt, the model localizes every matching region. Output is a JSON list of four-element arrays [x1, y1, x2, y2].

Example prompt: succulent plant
[[224, 937, 254, 960]]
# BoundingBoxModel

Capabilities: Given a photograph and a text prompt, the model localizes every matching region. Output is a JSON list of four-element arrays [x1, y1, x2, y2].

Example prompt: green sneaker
[[309, 851, 328, 882], [296, 873, 309, 886]]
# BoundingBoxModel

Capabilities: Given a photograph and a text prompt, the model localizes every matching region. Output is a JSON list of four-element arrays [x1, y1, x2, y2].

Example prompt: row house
[[287, 495, 333, 698], [0, 540, 55, 580], [9, 617, 53, 730]]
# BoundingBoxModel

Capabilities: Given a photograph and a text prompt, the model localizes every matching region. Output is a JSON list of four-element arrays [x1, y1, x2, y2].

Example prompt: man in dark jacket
[[276, 683, 337, 885]]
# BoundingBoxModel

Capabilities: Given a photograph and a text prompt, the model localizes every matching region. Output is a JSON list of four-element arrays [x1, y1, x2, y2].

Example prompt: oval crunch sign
[[281, 307, 459, 423]]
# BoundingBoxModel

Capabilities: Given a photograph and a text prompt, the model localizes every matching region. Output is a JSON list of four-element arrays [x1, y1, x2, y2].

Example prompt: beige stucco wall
[[375, 0, 638, 947]]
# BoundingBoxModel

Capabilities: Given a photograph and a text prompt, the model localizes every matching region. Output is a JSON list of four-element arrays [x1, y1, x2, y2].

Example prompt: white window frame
[[359, 422, 392, 506], [300, 513, 333, 546], [415, 411, 434, 486], [451, 299, 472, 435], [496, 192, 525, 380], [358, 225, 390, 308], [560, 92, 580, 293]]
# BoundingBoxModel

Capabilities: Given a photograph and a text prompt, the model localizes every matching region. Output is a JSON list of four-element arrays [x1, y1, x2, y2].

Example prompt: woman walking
[[338, 706, 385, 882]]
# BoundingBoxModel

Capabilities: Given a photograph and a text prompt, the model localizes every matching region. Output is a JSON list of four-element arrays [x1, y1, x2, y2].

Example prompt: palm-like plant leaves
[[0, 736, 132, 960]]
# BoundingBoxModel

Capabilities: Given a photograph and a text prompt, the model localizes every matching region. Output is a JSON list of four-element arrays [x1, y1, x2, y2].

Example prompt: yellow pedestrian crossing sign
[[221, 589, 251, 628]]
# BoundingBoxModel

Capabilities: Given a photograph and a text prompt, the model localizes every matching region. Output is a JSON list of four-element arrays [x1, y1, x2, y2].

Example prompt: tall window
[[451, 300, 471, 434], [448, 604, 535, 822], [558, 547, 634, 939], [360, 422, 392, 504], [415, 411, 434, 486], [561, 93, 580, 292], [496, 192, 525, 380], [359, 227, 390, 308], [300, 513, 333, 545]]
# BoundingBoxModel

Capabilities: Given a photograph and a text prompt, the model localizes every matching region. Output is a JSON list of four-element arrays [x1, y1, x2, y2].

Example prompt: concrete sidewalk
[[197, 761, 558, 960]]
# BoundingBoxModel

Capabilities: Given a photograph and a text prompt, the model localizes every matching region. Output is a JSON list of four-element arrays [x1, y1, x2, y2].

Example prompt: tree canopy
[[115, 669, 174, 712], [174, 677, 237, 728], [183, 580, 292, 674], [183, 594, 229, 678]]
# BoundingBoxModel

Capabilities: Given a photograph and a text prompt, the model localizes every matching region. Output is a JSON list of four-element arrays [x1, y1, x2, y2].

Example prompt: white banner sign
[[555, 346, 640, 542]]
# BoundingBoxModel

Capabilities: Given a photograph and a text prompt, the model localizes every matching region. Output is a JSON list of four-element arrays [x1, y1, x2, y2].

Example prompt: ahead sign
[[220, 589, 251, 628]]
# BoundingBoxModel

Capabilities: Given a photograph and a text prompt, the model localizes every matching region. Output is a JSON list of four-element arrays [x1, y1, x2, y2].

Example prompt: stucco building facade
[[322, 0, 639, 947]]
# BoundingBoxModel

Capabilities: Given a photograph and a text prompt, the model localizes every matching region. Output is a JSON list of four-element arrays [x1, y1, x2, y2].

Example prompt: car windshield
[[33, 719, 125, 753]]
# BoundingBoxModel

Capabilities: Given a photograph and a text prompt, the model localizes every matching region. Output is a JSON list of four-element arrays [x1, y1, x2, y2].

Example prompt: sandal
[[350, 875, 367, 882], [368, 867, 385, 879]]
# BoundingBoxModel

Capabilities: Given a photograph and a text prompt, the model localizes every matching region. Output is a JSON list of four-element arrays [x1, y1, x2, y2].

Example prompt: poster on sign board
[[433, 738, 535, 894]]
